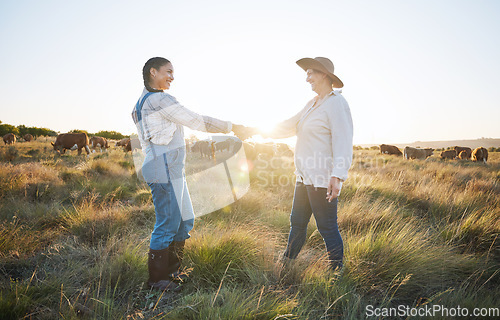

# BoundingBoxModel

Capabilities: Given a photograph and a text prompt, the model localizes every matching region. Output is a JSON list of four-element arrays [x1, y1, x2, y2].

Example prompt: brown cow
[[3, 133, 16, 145], [23, 134, 33, 142], [215, 140, 230, 152], [404, 146, 434, 160], [115, 138, 131, 151], [440, 149, 457, 160], [51, 133, 90, 155], [380, 144, 402, 156], [89, 136, 109, 152], [116, 138, 130, 147], [191, 140, 214, 158], [125, 138, 132, 152], [453, 146, 471, 160], [458, 150, 469, 160], [472, 147, 488, 163]]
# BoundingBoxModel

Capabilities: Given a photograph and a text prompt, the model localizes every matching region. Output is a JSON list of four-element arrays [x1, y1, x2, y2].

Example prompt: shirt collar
[[313, 89, 341, 104]]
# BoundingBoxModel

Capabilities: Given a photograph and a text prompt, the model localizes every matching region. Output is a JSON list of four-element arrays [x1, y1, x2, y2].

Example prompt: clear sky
[[1, 0, 499, 145]]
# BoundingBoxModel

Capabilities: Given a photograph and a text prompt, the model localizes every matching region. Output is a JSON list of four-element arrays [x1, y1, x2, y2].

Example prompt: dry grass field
[[0, 139, 499, 319]]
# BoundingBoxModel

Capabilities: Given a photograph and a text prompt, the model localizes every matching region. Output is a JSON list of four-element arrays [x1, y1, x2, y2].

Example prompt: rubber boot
[[147, 247, 181, 292]]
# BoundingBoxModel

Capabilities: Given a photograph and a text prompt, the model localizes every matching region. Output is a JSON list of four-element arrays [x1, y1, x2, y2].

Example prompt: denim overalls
[[135, 93, 195, 251]]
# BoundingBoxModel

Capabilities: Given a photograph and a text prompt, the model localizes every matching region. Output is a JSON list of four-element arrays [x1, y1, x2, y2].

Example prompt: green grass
[[0, 142, 499, 319]]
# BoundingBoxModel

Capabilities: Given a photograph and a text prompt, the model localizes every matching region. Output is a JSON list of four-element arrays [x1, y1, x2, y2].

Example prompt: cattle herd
[[2, 131, 294, 161], [380, 144, 489, 163], [188, 138, 294, 161], [189, 139, 237, 159], [1, 132, 132, 155], [1, 131, 492, 164]]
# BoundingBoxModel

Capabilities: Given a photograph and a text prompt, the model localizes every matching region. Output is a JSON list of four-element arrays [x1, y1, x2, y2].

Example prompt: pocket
[[142, 156, 170, 184], [166, 148, 180, 164], [147, 181, 173, 198]]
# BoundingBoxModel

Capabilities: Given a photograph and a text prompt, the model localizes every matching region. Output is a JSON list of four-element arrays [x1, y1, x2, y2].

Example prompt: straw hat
[[296, 57, 344, 88]]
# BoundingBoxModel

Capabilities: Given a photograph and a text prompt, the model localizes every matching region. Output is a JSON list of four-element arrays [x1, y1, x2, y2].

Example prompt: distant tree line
[[0, 121, 127, 141], [0, 121, 57, 139], [68, 129, 127, 140]]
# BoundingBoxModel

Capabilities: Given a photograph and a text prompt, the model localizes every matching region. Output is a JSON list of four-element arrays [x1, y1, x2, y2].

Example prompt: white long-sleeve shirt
[[270, 90, 353, 189]]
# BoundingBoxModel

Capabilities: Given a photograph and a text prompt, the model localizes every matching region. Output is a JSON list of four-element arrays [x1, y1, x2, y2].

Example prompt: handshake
[[232, 124, 259, 141]]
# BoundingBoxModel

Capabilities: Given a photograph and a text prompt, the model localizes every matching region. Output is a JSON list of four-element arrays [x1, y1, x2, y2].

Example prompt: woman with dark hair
[[263, 57, 353, 272], [132, 57, 247, 291]]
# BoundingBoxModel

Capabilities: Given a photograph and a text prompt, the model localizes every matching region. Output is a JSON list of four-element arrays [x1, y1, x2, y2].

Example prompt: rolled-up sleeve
[[156, 94, 232, 133], [329, 97, 353, 181]]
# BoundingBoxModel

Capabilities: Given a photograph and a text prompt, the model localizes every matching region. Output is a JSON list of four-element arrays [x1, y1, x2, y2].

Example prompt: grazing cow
[[380, 144, 402, 156], [215, 140, 230, 152], [3, 133, 16, 145], [440, 149, 457, 160], [458, 150, 469, 160], [116, 138, 130, 147], [125, 138, 132, 152], [191, 140, 214, 159], [23, 134, 33, 142], [116, 138, 131, 151], [404, 146, 434, 160], [453, 146, 471, 160], [51, 133, 90, 155], [191, 141, 202, 155], [89, 136, 109, 152], [472, 147, 488, 163]]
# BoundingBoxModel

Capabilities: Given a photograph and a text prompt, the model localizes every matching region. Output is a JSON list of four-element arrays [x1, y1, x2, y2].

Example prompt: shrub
[[0, 162, 62, 199], [2, 146, 19, 162]]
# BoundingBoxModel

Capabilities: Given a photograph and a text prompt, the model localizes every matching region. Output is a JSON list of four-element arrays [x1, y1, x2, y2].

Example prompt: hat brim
[[296, 58, 344, 88]]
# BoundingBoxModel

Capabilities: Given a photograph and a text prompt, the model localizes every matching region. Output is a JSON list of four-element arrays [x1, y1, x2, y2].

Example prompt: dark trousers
[[284, 182, 343, 268]]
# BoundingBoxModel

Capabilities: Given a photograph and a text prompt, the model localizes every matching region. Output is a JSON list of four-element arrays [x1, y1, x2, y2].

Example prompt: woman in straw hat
[[132, 57, 249, 291], [262, 57, 353, 272]]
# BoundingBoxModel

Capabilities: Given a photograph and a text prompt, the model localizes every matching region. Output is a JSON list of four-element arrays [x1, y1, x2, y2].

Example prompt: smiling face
[[306, 68, 331, 94], [149, 62, 174, 90]]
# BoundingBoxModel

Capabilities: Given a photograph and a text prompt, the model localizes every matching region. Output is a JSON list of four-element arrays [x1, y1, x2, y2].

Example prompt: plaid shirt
[[132, 88, 232, 146]]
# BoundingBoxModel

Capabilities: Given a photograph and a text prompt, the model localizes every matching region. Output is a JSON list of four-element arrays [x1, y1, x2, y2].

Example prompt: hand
[[326, 177, 342, 202], [232, 124, 257, 141]]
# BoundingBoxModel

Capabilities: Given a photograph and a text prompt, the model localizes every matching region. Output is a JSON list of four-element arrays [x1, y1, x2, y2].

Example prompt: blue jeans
[[284, 182, 343, 268], [142, 146, 195, 250]]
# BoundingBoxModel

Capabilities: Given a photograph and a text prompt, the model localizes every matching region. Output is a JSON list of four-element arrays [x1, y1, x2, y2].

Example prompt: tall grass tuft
[[186, 225, 269, 288]]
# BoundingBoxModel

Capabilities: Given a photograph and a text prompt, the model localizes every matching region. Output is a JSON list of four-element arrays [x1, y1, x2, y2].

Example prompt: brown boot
[[147, 247, 181, 292], [169, 241, 189, 282]]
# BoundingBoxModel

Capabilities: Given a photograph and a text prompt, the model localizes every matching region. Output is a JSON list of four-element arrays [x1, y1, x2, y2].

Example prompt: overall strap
[[134, 92, 158, 140], [135, 92, 157, 122], [134, 92, 159, 158]]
